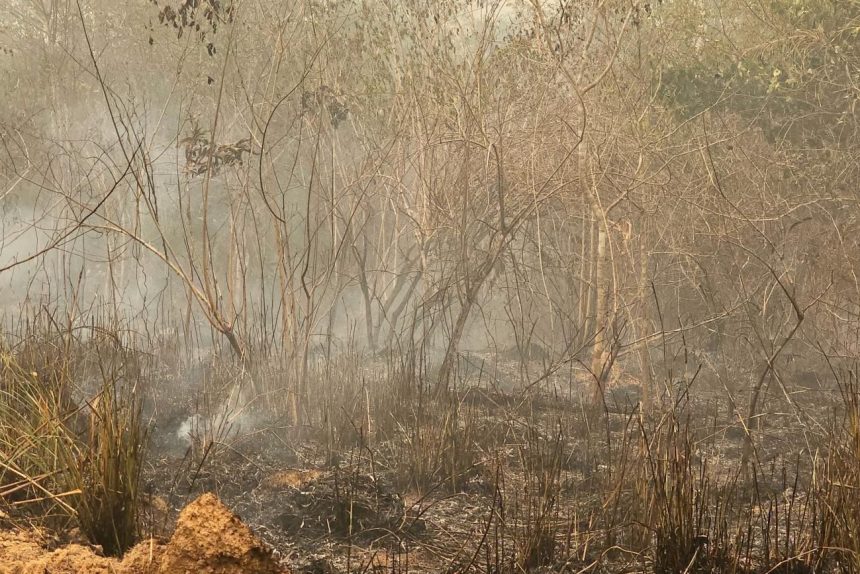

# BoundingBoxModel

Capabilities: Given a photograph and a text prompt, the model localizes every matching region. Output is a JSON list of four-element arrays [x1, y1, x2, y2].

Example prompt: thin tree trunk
[[635, 231, 654, 414], [577, 214, 592, 349], [589, 214, 609, 405]]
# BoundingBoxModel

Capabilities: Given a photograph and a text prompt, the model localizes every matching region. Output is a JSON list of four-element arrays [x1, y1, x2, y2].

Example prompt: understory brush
[[0, 313, 148, 556]]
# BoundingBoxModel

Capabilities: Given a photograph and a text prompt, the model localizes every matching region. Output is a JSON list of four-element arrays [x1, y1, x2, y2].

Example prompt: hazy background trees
[[1, 0, 858, 422]]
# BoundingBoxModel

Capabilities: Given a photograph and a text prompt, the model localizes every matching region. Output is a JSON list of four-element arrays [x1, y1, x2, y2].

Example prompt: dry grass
[[817, 370, 860, 572], [63, 372, 147, 556], [286, 351, 860, 573], [0, 313, 148, 556], [0, 351, 78, 520], [4, 313, 860, 571]]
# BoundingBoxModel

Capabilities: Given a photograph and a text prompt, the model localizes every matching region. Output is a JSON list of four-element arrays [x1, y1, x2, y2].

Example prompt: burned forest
[[1, 1, 860, 572]]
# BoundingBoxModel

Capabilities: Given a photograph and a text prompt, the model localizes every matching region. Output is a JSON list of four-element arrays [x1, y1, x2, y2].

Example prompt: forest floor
[[0, 354, 836, 573]]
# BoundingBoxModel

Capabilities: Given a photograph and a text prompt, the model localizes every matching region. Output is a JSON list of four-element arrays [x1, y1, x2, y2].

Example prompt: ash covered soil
[[0, 354, 833, 573]]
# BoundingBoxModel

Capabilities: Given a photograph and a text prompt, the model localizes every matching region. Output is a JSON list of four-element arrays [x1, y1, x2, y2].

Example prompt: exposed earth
[[0, 353, 838, 574], [0, 492, 286, 573]]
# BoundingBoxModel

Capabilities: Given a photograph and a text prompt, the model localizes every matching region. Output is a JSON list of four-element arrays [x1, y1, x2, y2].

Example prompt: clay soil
[[0, 492, 286, 574]]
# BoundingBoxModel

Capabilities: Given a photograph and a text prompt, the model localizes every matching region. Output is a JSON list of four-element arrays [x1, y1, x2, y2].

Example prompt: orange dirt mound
[[0, 530, 122, 574], [0, 493, 288, 574], [159, 492, 284, 573]]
